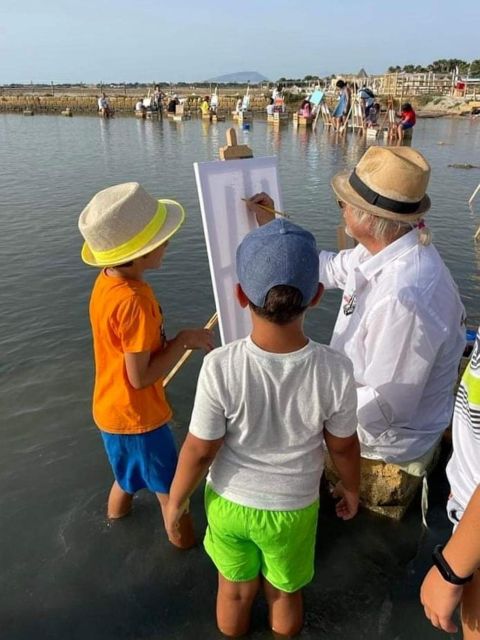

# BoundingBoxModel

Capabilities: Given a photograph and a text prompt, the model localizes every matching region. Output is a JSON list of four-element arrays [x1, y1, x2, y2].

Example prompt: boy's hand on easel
[[332, 481, 359, 520], [245, 192, 276, 226], [178, 328, 215, 352]]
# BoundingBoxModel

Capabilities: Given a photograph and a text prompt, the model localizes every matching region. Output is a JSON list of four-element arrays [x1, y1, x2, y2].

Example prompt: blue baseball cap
[[236, 219, 319, 307]]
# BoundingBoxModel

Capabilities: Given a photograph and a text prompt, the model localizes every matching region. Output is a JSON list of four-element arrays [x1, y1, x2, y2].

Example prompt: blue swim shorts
[[401, 122, 414, 130], [101, 424, 178, 494]]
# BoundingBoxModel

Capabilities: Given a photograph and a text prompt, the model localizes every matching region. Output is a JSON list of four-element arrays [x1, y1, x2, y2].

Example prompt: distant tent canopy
[[357, 68, 368, 78]]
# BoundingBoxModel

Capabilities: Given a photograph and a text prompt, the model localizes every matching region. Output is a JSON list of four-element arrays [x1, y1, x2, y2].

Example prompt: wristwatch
[[433, 545, 474, 585]]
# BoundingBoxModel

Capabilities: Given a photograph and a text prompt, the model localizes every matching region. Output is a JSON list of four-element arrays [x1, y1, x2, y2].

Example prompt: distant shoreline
[[0, 89, 477, 118]]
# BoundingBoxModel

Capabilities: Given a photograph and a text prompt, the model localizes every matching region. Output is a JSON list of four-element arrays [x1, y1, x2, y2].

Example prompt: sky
[[1, 0, 479, 84]]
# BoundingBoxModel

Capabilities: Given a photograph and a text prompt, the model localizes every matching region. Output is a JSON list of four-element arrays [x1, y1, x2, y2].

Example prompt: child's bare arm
[[165, 433, 224, 542], [124, 328, 214, 389], [324, 430, 360, 520], [421, 484, 480, 633]]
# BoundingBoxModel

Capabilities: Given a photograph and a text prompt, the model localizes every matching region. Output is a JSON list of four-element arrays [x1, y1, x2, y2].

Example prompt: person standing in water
[[78, 182, 213, 547], [166, 219, 359, 636]]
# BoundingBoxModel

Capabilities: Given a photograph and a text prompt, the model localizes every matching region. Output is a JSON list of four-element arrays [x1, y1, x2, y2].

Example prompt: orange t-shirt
[[89, 270, 172, 434]]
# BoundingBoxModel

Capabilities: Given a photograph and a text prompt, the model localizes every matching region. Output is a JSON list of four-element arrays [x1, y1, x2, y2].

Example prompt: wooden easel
[[351, 94, 366, 134], [379, 96, 396, 140], [322, 100, 334, 128], [219, 127, 253, 160], [470, 182, 480, 241], [164, 129, 252, 386]]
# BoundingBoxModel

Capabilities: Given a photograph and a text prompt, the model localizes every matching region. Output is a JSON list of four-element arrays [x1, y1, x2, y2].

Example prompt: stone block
[[324, 455, 425, 519]]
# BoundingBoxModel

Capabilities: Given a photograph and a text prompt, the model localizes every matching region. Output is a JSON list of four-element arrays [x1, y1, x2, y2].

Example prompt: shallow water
[[1, 113, 480, 639]]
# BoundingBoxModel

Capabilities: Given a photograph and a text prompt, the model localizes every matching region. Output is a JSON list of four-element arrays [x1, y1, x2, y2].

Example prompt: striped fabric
[[447, 329, 480, 511], [455, 338, 480, 441]]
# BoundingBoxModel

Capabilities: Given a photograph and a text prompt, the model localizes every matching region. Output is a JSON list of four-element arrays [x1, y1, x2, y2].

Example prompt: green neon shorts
[[203, 484, 319, 593]]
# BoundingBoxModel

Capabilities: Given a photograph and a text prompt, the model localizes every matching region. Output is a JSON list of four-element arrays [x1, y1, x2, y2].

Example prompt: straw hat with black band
[[331, 146, 431, 223], [78, 182, 185, 267]]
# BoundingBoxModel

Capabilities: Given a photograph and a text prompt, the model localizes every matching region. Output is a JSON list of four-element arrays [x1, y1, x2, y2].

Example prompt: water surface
[[1, 113, 480, 639]]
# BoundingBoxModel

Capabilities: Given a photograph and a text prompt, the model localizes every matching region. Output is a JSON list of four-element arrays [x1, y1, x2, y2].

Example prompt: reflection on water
[[1, 113, 480, 639]]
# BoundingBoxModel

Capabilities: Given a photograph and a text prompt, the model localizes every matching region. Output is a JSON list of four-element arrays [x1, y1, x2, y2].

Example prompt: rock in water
[[448, 163, 480, 169]]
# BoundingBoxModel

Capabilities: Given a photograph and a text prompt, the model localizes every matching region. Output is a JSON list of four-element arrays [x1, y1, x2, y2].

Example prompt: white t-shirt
[[447, 328, 480, 511], [189, 336, 357, 510], [319, 229, 466, 463]]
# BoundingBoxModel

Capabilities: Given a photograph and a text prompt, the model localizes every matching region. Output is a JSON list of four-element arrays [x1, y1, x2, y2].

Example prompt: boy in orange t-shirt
[[78, 182, 213, 548]]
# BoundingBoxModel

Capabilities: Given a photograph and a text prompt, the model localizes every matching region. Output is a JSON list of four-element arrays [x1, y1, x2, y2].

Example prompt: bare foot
[[107, 481, 133, 519], [108, 505, 132, 519]]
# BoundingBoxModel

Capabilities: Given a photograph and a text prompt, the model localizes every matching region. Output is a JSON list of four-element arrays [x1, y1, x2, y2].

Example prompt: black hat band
[[349, 169, 422, 214]]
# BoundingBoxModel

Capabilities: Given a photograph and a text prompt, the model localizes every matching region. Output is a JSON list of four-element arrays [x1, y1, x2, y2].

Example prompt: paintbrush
[[241, 198, 291, 219]]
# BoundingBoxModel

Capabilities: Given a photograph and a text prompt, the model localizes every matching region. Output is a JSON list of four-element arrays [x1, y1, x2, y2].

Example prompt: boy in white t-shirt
[[165, 219, 360, 637], [421, 329, 480, 637]]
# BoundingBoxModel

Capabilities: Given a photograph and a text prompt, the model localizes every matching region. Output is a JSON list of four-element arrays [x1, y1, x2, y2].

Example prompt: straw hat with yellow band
[[78, 182, 185, 267], [331, 146, 431, 223]]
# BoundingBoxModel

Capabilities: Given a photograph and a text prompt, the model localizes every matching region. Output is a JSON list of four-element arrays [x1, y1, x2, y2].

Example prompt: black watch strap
[[433, 544, 474, 586]]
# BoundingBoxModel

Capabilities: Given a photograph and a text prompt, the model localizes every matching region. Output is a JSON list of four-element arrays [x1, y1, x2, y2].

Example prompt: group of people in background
[[331, 79, 417, 139], [135, 86, 165, 116], [101, 83, 417, 142], [97, 86, 166, 118]]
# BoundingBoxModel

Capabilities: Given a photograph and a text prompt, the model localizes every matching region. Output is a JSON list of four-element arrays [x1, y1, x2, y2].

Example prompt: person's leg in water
[[259, 500, 318, 636], [216, 573, 260, 637], [461, 570, 480, 639], [107, 480, 133, 518], [263, 579, 303, 637], [156, 493, 195, 549], [397, 122, 404, 141]]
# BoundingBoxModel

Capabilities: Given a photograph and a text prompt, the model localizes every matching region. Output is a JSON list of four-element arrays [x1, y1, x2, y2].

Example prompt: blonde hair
[[351, 207, 432, 246]]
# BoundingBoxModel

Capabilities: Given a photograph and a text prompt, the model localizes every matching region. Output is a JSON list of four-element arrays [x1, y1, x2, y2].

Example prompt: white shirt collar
[[357, 229, 419, 282]]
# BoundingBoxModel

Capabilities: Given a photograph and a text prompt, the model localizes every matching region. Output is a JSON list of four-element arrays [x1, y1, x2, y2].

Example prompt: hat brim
[[331, 171, 431, 222], [81, 199, 185, 267]]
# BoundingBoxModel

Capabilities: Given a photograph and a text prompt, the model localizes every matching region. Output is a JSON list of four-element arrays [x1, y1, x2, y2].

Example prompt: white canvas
[[194, 156, 282, 345]]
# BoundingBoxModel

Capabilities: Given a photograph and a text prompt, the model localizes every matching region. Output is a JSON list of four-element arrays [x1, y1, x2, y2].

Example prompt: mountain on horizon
[[207, 71, 269, 84]]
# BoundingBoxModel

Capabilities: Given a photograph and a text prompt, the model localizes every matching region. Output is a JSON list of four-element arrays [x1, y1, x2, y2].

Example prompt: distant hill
[[207, 71, 269, 84]]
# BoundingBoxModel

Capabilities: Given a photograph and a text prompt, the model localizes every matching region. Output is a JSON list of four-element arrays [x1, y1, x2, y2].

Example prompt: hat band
[[90, 202, 167, 263], [349, 170, 422, 214]]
